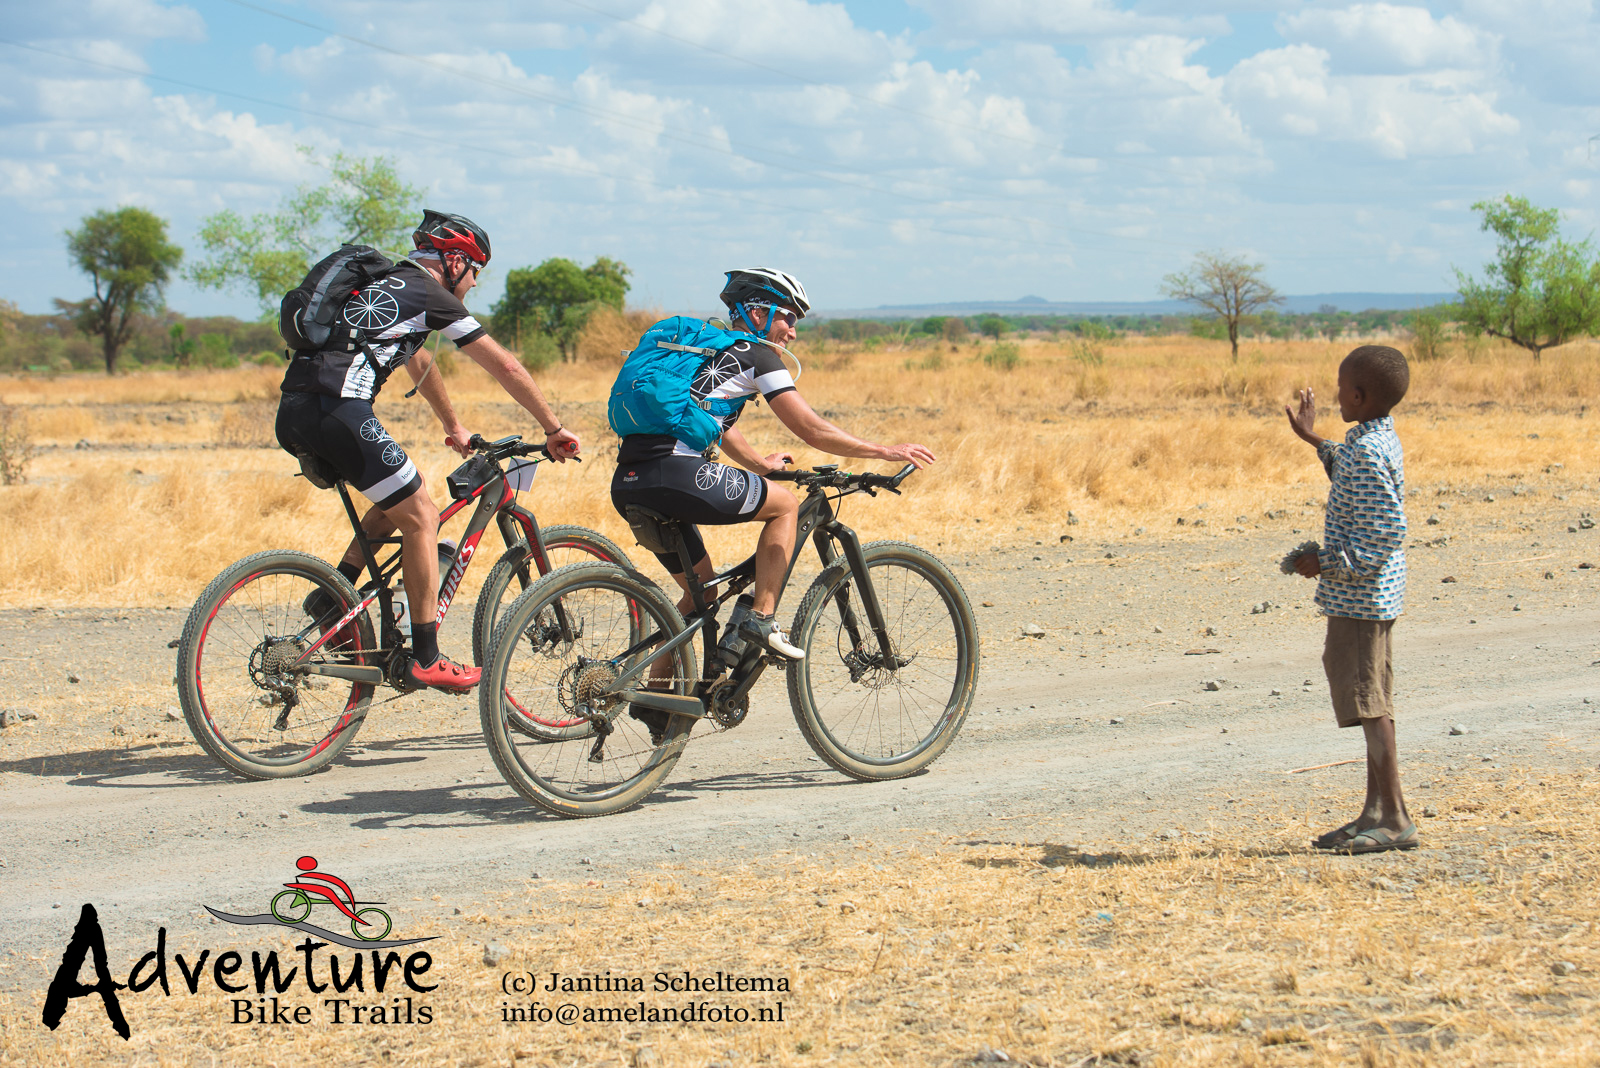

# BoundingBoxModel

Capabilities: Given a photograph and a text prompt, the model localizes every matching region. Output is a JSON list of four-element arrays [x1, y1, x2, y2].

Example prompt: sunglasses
[[757, 304, 797, 328]]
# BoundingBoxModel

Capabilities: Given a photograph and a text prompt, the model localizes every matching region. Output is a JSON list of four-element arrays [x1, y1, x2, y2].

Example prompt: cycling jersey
[[281, 259, 487, 401], [615, 337, 795, 464]]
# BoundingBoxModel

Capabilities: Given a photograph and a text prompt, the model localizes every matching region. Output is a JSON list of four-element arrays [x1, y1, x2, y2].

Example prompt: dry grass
[[4, 766, 1596, 1066], [0, 335, 1596, 606]]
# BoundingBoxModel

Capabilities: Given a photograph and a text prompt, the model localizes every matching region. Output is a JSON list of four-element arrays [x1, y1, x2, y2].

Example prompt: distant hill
[[814, 293, 1458, 320]]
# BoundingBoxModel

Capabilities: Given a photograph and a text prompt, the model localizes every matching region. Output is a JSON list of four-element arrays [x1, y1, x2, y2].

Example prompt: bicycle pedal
[[761, 654, 791, 669]]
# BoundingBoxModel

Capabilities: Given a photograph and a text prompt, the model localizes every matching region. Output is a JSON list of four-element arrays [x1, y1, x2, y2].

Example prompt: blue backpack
[[608, 316, 757, 452]]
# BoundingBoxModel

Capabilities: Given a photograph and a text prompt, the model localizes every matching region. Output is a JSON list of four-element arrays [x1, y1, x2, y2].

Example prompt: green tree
[[189, 150, 423, 313], [975, 314, 1008, 339], [168, 321, 196, 368], [65, 207, 183, 374], [1453, 195, 1600, 361], [1161, 251, 1282, 362], [493, 256, 632, 362]]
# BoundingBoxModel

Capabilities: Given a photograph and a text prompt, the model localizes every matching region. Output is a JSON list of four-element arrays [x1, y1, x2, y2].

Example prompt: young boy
[[1285, 345, 1416, 854]]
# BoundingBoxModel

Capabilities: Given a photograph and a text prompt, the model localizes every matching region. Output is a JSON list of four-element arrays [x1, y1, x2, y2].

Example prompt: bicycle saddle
[[292, 450, 341, 490], [622, 506, 678, 555]]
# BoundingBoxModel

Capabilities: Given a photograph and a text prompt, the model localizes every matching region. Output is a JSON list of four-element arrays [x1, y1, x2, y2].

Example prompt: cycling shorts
[[275, 392, 423, 510], [610, 456, 770, 574]]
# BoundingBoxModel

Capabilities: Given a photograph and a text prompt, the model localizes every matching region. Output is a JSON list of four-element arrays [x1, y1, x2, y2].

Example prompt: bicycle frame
[[290, 455, 566, 674], [608, 478, 899, 714]]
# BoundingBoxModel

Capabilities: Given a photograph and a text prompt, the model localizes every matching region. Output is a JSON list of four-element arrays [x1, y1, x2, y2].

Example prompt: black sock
[[412, 621, 439, 667], [337, 561, 363, 585]]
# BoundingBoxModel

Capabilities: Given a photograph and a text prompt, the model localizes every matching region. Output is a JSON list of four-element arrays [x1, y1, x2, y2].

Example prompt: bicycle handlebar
[[766, 463, 917, 493], [467, 433, 581, 463]]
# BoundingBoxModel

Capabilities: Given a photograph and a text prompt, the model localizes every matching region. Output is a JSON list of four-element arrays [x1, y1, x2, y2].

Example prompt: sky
[[2, 0, 1598, 319]]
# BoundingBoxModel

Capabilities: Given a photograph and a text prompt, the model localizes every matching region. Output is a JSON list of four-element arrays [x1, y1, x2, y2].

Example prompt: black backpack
[[278, 244, 397, 354]]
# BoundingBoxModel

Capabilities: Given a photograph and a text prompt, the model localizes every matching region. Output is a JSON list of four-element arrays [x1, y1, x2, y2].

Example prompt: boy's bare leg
[[1360, 715, 1410, 832]]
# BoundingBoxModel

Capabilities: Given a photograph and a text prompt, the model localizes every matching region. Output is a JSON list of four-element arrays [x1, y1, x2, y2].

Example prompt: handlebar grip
[[765, 469, 800, 482]]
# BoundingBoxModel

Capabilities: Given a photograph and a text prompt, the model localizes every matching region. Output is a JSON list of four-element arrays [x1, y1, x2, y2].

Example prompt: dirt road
[[3, 521, 1597, 990]]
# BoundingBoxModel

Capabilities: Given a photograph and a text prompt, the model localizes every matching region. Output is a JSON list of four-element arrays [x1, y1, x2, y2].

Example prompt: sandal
[[1338, 823, 1419, 855], [1312, 821, 1364, 851]]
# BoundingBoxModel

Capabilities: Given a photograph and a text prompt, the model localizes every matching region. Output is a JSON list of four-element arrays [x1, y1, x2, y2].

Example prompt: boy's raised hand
[[1286, 387, 1322, 445]]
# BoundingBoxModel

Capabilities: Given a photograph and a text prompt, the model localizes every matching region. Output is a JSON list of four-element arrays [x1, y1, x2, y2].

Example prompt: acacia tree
[[1453, 195, 1600, 361], [1161, 251, 1282, 362], [492, 256, 631, 361], [65, 207, 183, 374], [189, 150, 423, 313]]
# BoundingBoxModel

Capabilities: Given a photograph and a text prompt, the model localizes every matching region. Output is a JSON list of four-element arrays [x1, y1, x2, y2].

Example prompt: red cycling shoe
[[404, 655, 481, 694]]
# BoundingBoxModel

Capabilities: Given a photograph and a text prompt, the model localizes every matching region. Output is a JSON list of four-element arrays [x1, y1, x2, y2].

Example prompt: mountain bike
[[175, 433, 632, 780], [477, 463, 981, 818]]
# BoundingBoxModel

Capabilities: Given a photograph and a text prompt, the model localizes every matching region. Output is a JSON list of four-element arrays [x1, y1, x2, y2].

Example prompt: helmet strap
[[733, 301, 770, 338]]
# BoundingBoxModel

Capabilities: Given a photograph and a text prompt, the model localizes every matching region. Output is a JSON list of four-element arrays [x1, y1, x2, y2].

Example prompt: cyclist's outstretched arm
[[767, 391, 936, 468], [457, 334, 581, 459], [405, 350, 472, 457], [720, 426, 791, 474]]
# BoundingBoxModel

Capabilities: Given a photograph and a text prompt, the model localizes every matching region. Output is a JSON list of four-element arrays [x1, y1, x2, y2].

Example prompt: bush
[[518, 332, 561, 373], [1409, 311, 1447, 362], [983, 342, 1021, 371], [1071, 339, 1104, 367]]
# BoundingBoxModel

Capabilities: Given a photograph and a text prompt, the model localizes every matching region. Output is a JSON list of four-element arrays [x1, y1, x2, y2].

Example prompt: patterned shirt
[[1315, 416, 1406, 620], [282, 259, 488, 401]]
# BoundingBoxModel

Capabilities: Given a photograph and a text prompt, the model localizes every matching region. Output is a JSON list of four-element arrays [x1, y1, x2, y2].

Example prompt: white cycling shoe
[[739, 615, 805, 660]]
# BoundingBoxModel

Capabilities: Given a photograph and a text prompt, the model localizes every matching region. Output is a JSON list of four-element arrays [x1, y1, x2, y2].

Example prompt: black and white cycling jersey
[[281, 259, 488, 401]]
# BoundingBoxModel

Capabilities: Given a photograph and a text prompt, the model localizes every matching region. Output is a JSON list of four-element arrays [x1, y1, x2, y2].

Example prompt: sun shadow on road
[[301, 783, 545, 829], [0, 731, 482, 788]]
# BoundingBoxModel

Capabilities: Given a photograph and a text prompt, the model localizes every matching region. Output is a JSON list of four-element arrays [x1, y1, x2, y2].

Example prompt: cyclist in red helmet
[[277, 209, 581, 693]]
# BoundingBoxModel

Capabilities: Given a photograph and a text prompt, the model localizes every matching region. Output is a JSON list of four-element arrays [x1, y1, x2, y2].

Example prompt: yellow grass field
[[0, 333, 1596, 607]]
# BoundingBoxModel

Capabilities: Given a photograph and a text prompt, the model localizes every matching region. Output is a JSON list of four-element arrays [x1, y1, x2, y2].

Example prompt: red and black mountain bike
[[175, 433, 631, 780]]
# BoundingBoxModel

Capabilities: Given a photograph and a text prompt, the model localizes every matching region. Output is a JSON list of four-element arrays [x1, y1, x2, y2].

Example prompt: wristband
[[545, 425, 563, 436]]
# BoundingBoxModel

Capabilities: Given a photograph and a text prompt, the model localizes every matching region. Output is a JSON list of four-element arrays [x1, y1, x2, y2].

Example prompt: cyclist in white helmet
[[610, 268, 935, 737]]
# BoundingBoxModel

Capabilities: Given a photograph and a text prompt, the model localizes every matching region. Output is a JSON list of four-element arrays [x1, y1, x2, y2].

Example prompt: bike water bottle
[[717, 595, 756, 667], [392, 578, 411, 639]]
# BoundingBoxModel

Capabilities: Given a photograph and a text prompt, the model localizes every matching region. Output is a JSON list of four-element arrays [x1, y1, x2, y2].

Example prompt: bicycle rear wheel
[[470, 524, 634, 667], [177, 550, 377, 780], [787, 541, 980, 781], [479, 562, 696, 818]]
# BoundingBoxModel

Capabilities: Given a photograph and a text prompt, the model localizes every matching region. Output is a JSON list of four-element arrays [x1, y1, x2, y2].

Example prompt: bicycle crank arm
[[618, 690, 706, 719], [301, 664, 385, 684]]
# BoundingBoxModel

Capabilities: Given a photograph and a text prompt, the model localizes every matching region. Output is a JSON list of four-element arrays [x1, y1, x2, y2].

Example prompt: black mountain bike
[[477, 463, 981, 817], [175, 434, 631, 780]]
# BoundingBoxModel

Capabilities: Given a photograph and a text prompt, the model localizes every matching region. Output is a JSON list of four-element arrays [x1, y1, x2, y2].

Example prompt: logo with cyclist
[[205, 856, 435, 949]]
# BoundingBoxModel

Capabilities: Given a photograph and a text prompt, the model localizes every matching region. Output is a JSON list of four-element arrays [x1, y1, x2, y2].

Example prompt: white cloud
[[1226, 44, 1518, 158], [1278, 3, 1495, 74], [908, 0, 1225, 42]]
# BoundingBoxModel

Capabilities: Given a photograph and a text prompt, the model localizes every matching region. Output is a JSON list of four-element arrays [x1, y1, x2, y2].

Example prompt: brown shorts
[[1322, 616, 1395, 727]]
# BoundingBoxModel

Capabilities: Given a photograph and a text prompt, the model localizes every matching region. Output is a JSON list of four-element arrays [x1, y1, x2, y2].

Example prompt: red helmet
[[413, 209, 491, 267]]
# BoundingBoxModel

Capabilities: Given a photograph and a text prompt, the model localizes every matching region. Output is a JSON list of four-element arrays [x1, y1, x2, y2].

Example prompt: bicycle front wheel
[[480, 562, 696, 818], [177, 550, 377, 780], [470, 525, 634, 667], [787, 541, 980, 781]]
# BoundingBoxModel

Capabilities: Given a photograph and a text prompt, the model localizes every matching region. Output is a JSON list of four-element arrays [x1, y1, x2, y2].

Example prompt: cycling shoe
[[739, 615, 805, 660], [628, 702, 671, 747], [404, 655, 481, 694]]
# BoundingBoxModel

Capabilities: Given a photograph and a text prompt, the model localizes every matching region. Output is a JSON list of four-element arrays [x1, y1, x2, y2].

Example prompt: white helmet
[[720, 268, 810, 319]]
